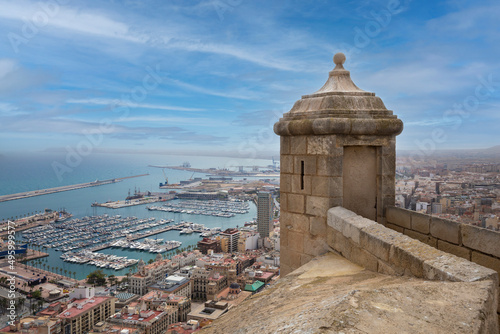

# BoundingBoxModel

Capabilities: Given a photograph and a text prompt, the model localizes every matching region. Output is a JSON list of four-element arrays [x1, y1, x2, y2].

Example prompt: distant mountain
[[484, 145, 500, 153], [397, 145, 500, 161]]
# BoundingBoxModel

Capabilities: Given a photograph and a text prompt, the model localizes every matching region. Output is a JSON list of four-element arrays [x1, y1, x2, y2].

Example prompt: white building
[[220, 228, 240, 254], [416, 201, 428, 212], [129, 254, 178, 295], [172, 251, 200, 267], [237, 232, 260, 252], [69, 286, 95, 300]]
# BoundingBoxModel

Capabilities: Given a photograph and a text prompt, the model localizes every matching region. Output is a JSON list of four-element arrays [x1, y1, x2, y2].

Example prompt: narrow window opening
[[300, 160, 305, 190]]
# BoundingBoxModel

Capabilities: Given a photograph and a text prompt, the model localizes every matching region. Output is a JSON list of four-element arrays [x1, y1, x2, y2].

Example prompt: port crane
[[162, 168, 169, 185]]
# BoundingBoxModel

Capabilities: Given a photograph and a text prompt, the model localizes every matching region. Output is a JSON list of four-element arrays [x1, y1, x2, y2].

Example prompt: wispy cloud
[[0, 102, 29, 116], [1, 116, 227, 144], [164, 78, 261, 100], [165, 40, 299, 72], [114, 115, 230, 127], [232, 109, 282, 127], [0, 1, 145, 43], [66, 98, 204, 112], [0, 1, 305, 72], [0, 59, 18, 78]]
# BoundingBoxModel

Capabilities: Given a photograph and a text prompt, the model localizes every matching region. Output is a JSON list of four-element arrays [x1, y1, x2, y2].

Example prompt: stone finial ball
[[333, 52, 346, 65]]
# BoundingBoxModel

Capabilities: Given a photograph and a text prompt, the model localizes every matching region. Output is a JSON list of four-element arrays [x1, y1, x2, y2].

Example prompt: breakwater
[[0, 174, 149, 203]]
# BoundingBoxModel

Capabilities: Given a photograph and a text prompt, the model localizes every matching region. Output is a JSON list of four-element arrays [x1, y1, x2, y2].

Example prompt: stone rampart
[[385, 206, 500, 321], [328, 207, 498, 283], [328, 206, 499, 331]]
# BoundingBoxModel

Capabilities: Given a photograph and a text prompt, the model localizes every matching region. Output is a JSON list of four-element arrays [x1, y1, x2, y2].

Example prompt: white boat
[[180, 228, 194, 235]]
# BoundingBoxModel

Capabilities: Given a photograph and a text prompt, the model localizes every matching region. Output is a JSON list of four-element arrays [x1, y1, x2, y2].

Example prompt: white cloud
[[0, 1, 308, 72], [426, 4, 500, 34], [164, 78, 261, 100], [0, 59, 18, 78], [0, 102, 29, 116], [0, 1, 145, 43], [66, 98, 204, 112], [360, 58, 490, 97], [167, 40, 299, 72], [114, 115, 229, 127]]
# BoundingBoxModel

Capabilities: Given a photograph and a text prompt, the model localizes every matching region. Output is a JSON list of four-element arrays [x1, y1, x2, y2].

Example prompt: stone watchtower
[[274, 53, 403, 275]]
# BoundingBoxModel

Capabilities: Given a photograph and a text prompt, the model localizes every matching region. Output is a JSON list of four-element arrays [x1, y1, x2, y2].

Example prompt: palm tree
[[37, 299, 43, 311], [18, 297, 25, 310], [108, 275, 116, 287], [64, 269, 67, 277], [0, 298, 7, 312], [42, 263, 46, 271]]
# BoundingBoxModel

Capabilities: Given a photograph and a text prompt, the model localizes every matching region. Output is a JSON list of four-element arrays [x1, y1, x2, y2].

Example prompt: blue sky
[[0, 0, 499, 158]]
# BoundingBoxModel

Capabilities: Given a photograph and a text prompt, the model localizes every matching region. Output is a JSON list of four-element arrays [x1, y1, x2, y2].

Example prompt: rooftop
[[111, 310, 163, 324], [188, 304, 228, 321], [148, 276, 190, 292], [216, 287, 252, 307], [220, 228, 239, 235], [244, 280, 264, 292], [57, 296, 111, 319], [255, 272, 274, 280], [115, 292, 136, 301]]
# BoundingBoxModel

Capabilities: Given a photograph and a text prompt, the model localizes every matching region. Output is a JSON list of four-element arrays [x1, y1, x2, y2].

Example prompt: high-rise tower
[[257, 192, 273, 239]]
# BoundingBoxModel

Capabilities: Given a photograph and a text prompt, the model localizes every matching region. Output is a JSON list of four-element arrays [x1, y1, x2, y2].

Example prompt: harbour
[[17, 199, 256, 279], [1, 154, 271, 279]]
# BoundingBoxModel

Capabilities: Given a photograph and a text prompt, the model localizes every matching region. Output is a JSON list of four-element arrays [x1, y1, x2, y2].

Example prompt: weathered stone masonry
[[275, 53, 403, 275]]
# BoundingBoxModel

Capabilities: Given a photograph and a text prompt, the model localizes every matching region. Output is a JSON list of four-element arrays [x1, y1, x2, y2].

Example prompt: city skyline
[[0, 0, 499, 157]]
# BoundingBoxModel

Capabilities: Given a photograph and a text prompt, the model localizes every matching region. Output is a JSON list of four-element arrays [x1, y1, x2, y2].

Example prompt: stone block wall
[[327, 206, 499, 332], [279, 135, 345, 275], [385, 206, 500, 322], [279, 134, 397, 276]]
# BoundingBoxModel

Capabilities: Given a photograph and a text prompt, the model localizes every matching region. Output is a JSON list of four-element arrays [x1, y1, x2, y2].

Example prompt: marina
[[147, 199, 250, 218], [21, 215, 176, 253], [19, 212, 228, 273]]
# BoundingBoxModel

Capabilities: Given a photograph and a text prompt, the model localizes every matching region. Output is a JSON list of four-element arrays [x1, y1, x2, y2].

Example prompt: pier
[[92, 193, 175, 209], [0, 174, 149, 203]]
